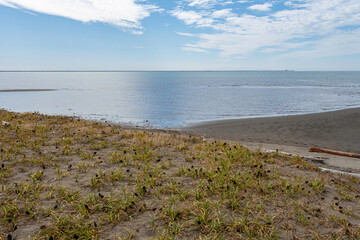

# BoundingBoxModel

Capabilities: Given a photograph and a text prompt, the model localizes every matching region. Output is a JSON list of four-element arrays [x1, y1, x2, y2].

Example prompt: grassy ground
[[0, 110, 360, 239]]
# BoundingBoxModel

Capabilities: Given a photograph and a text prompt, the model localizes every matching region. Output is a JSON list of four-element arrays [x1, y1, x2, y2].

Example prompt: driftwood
[[309, 147, 360, 159]]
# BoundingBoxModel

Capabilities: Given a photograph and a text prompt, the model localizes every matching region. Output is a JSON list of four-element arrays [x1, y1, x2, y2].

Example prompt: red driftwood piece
[[309, 147, 360, 159]]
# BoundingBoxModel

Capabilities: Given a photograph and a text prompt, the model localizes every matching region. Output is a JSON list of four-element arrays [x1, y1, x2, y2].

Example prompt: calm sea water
[[0, 71, 360, 128]]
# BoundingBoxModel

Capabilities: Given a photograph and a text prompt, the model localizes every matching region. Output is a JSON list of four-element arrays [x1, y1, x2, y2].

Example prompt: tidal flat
[[0, 109, 360, 239]]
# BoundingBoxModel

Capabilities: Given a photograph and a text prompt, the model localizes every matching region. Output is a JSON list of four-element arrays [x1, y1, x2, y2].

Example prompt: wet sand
[[183, 108, 360, 173]]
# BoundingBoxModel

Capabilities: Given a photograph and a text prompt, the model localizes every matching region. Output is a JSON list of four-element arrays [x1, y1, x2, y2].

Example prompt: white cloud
[[172, 10, 203, 25], [0, 0, 160, 33], [278, 29, 360, 59], [186, 0, 234, 8], [223, 1, 234, 5], [177, 32, 195, 37], [248, 3, 272, 11], [212, 8, 235, 18], [183, 46, 208, 53], [171, 9, 214, 27], [173, 0, 360, 59], [0, 0, 16, 7], [188, 0, 214, 7]]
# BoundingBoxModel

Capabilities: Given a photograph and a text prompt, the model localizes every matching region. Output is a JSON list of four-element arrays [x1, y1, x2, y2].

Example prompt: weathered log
[[309, 147, 360, 159]]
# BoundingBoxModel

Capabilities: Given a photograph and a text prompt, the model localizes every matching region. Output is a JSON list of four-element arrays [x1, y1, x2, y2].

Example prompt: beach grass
[[0, 109, 360, 239]]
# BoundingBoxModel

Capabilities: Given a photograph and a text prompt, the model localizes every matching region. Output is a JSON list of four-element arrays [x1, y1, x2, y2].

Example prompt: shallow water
[[0, 71, 359, 128]]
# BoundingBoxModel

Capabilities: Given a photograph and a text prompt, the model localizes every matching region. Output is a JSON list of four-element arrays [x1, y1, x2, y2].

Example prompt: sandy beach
[[1, 109, 360, 239], [183, 108, 360, 173]]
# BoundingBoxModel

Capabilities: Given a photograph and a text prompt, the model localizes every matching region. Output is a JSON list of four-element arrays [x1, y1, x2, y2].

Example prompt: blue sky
[[0, 0, 360, 70]]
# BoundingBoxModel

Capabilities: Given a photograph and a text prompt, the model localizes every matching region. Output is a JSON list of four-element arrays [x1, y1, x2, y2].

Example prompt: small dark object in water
[[7, 234, 12, 240], [98, 193, 104, 198]]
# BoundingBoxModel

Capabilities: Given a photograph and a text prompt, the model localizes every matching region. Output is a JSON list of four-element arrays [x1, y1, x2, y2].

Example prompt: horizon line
[[1, 70, 294, 72], [1, 70, 359, 72]]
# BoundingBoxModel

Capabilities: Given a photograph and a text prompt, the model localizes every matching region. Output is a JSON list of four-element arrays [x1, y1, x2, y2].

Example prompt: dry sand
[[1, 110, 360, 239], [183, 108, 360, 173]]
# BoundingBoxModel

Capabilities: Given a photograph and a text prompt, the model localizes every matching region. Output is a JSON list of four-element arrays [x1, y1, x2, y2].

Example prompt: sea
[[0, 71, 360, 128]]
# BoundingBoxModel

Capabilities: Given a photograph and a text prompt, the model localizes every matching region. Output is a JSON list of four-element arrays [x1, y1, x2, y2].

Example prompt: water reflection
[[0, 71, 359, 128]]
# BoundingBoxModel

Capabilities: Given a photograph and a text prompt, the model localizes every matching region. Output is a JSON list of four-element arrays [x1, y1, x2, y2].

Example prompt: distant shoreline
[[0, 89, 57, 92]]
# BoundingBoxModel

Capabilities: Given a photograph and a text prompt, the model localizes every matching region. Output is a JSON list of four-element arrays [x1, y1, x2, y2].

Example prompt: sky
[[0, 0, 360, 71]]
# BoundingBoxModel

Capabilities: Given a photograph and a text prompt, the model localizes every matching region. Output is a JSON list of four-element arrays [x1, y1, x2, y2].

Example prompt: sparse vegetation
[[0, 109, 359, 239]]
